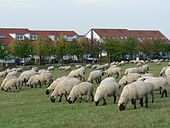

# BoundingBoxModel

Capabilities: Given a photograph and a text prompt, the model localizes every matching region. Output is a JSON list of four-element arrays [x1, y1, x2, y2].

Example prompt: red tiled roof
[[0, 32, 13, 45], [91, 28, 168, 40], [0, 28, 29, 34]]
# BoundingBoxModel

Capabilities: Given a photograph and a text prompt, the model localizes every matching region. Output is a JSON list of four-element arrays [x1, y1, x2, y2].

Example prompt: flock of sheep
[[0, 59, 170, 111]]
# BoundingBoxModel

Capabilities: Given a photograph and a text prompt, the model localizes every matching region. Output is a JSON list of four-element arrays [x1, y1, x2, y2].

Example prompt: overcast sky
[[0, 0, 169, 38]]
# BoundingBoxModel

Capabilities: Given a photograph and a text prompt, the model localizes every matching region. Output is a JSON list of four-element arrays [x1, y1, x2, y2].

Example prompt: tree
[[103, 38, 122, 63], [32, 36, 53, 65], [54, 35, 68, 64], [8, 39, 31, 62], [67, 39, 84, 63], [0, 40, 7, 60]]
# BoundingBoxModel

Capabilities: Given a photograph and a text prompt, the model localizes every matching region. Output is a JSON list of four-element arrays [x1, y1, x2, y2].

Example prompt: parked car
[[84, 58, 98, 63]]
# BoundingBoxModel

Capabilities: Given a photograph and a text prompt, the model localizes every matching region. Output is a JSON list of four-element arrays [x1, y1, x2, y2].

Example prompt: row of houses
[[0, 28, 169, 45]]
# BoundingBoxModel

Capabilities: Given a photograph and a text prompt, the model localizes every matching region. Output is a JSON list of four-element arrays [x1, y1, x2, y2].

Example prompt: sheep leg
[[161, 90, 165, 98], [65, 94, 67, 101], [116, 72, 119, 79], [103, 99, 107, 105], [73, 97, 77, 103], [145, 96, 148, 108], [165, 90, 168, 97], [113, 95, 116, 104], [140, 98, 143, 107], [95, 79, 98, 84], [131, 98, 136, 109], [59, 94, 63, 102], [79, 96, 82, 103], [91, 93, 94, 102]]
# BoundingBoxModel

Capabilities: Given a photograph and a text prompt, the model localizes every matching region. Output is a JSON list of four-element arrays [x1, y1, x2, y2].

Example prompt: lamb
[[50, 78, 81, 103], [27, 72, 53, 88], [118, 73, 141, 87], [68, 67, 85, 81], [87, 70, 104, 84], [3, 77, 21, 92], [104, 67, 121, 78], [18, 70, 36, 86], [94, 77, 119, 106], [143, 77, 168, 98], [67, 82, 94, 103], [46, 76, 69, 95], [48, 66, 55, 71], [118, 81, 154, 111], [124, 67, 141, 75], [0, 71, 7, 78]]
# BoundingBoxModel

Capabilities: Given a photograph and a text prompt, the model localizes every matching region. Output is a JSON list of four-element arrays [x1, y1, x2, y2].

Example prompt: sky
[[0, 0, 170, 38]]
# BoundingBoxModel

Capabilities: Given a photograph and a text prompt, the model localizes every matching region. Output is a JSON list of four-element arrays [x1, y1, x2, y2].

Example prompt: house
[[85, 28, 168, 42], [0, 28, 79, 45]]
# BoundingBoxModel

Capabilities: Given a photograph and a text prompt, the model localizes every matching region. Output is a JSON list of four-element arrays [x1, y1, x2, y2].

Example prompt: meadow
[[0, 62, 170, 128]]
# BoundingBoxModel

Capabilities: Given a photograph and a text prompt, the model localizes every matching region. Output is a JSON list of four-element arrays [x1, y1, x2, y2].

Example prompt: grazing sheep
[[118, 81, 154, 111], [76, 65, 82, 69], [144, 77, 168, 98], [38, 69, 50, 74], [18, 70, 36, 86], [1, 76, 16, 90], [104, 67, 121, 78], [46, 76, 69, 95], [32, 66, 38, 72], [3, 77, 21, 92], [138, 65, 149, 74], [5, 71, 18, 78], [118, 73, 141, 87], [27, 72, 53, 88], [88, 70, 104, 84], [94, 77, 119, 106], [124, 67, 141, 75], [64, 66, 71, 71], [67, 82, 94, 103], [68, 67, 85, 81], [160, 66, 170, 76], [48, 66, 55, 71], [50, 78, 81, 103], [92, 65, 99, 69], [85, 64, 92, 68]]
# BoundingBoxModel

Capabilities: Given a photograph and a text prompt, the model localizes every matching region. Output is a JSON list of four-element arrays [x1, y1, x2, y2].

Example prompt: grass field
[[0, 62, 170, 128]]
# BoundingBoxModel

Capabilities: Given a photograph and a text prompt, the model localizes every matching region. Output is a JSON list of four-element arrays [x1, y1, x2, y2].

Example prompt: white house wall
[[85, 30, 101, 41]]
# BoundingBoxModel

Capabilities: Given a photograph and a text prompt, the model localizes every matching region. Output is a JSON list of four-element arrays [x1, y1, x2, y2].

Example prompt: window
[[120, 36, 124, 39], [0, 35, 7, 39], [124, 36, 128, 39], [16, 35, 24, 40], [30, 35, 37, 40], [54, 36, 59, 40], [137, 37, 143, 42], [66, 36, 73, 41]]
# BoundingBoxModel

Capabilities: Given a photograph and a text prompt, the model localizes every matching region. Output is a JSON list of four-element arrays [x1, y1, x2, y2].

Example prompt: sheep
[[67, 82, 94, 103], [141, 73, 154, 77], [68, 67, 85, 81], [48, 66, 55, 71], [18, 70, 36, 86], [118, 81, 154, 111], [110, 65, 117, 68], [118, 73, 141, 87], [160, 66, 170, 76], [46, 76, 69, 95], [50, 78, 81, 103], [5, 71, 18, 78], [124, 67, 141, 75], [94, 77, 119, 106], [96, 65, 106, 70], [16, 67, 23, 72], [64, 66, 71, 71], [87, 70, 104, 84], [38, 69, 50, 74], [85, 64, 92, 68], [137, 63, 142, 67], [1, 76, 16, 90], [143, 77, 168, 98], [32, 66, 38, 72], [104, 67, 121, 78], [3, 77, 21, 92], [76, 65, 82, 69], [27, 72, 53, 88], [0, 71, 7, 78], [92, 64, 99, 69], [137, 76, 154, 81]]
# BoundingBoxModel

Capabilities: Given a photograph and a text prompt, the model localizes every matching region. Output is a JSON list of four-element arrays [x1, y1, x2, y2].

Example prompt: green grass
[[0, 62, 170, 128]]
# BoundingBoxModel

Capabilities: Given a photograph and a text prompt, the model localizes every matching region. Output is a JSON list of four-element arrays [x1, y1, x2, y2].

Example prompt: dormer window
[[30, 35, 37, 40], [16, 34, 24, 40]]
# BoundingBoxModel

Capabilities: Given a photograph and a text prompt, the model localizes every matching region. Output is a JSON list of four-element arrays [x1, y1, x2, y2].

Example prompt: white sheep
[[160, 66, 170, 76], [118, 81, 154, 111], [48, 66, 55, 71], [46, 76, 69, 95], [3, 77, 21, 92], [87, 70, 104, 84], [76, 65, 82, 69], [67, 82, 94, 103], [94, 77, 119, 106], [118, 73, 141, 87], [85, 64, 92, 68], [5, 71, 18, 79], [1, 76, 16, 90], [18, 70, 36, 86], [50, 78, 81, 102], [124, 67, 141, 75], [64, 66, 71, 71], [32, 66, 38, 72], [38, 69, 50, 74], [27, 72, 53, 88], [68, 67, 85, 81], [144, 77, 168, 98], [104, 67, 121, 78]]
